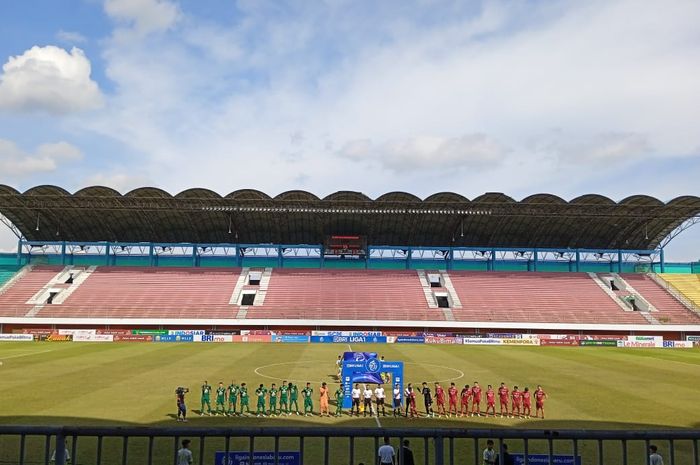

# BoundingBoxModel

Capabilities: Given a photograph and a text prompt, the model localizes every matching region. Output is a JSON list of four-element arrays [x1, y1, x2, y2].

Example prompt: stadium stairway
[[623, 274, 700, 324]]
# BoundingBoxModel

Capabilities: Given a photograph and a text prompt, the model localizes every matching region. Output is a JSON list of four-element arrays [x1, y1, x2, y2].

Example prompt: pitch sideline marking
[[375, 415, 382, 427], [0, 349, 54, 362]]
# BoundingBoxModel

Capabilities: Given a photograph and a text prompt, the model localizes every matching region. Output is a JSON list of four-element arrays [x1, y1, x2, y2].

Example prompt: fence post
[[434, 434, 444, 465], [55, 431, 66, 465]]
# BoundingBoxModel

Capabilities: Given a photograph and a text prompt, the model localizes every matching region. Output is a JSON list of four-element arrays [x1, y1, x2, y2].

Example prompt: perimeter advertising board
[[0, 334, 34, 341]]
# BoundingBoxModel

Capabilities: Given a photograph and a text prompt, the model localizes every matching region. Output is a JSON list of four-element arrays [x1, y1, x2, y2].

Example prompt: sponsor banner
[[96, 329, 132, 336], [579, 340, 618, 347], [686, 335, 700, 342], [272, 335, 310, 343], [540, 339, 579, 346], [311, 331, 383, 337], [38, 333, 73, 342], [0, 333, 34, 341], [310, 335, 387, 344], [209, 330, 240, 336], [487, 333, 526, 339], [113, 334, 153, 342], [501, 338, 540, 346], [513, 454, 581, 465], [168, 329, 206, 336], [154, 334, 194, 342], [15, 328, 53, 336], [617, 340, 663, 348], [214, 451, 300, 465], [463, 337, 503, 345], [73, 334, 114, 342], [424, 336, 462, 344], [384, 331, 419, 337], [132, 329, 169, 335], [233, 335, 273, 343], [395, 336, 426, 344], [422, 332, 454, 337], [627, 335, 663, 343], [58, 329, 97, 336], [194, 334, 234, 342], [241, 330, 273, 336], [662, 341, 693, 348]]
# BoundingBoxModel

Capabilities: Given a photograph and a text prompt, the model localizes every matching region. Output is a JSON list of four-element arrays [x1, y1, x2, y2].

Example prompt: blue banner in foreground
[[272, 335, 310, 343], [311, 335, 387, 344], [154, 334, 193, 342], [512, 454, 581, 465], [214, 451, 300, 465]]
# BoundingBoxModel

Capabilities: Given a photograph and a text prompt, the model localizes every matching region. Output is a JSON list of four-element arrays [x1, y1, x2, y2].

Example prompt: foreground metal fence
[[0, 426, 699, 465]]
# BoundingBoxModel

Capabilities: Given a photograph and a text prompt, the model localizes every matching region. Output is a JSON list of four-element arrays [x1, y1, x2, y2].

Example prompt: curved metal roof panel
[[1, 185, 698, 250]]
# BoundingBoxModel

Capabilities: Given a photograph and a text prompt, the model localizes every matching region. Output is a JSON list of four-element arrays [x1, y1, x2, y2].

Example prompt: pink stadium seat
[[447, 272, 648, 324], [0, 266, 65, 317], [247, 269, 436, 320], [621, 274, 700, 324]]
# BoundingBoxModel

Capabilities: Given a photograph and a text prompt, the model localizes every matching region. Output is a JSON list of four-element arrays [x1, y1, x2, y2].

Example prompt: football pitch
[[1, 342, 699, 464]]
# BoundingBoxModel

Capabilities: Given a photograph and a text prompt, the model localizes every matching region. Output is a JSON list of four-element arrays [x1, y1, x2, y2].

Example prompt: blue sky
[[0, 0, 698, 259]]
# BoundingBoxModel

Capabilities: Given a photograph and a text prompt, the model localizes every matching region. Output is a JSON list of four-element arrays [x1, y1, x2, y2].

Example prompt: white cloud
[[338, 134, 506, 172], [0, 45, 103, 114], [56, 30, 87, 44], [0, 139, 83, 177], [82, 172, 151, 192], [104, 0, 180, 35]]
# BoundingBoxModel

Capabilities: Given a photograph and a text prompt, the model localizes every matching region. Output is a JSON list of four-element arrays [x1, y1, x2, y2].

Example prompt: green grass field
[[1, 342, 699, 464]]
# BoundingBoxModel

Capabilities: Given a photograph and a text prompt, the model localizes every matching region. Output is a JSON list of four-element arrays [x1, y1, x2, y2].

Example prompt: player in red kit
[[511, 385, 522, 418], [522, 387, 532, 418], [408, 386, 418, 418], [498, 383, 509, 418], [434, 383, 446, 417], [447, 383, 458, 417], [485, 385, 496, 416], [459, 384, 471, 417], [471, 382, 482, 417], [534, 385, 548, 419]]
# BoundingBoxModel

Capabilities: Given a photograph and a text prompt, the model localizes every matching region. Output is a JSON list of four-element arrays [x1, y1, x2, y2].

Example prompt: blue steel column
[[16, 239, 22, 265], [319, 245, 324, 268], [105, 243, 111, 266], [149, 244, 155, 267], [192, 246, 198, 267], [659, 248, 665, 273], [236, 246, 242, 267], [490, 248, 496, 271], [617, 250, 623, 273], [406, 247, 412, 270], [277, 246, 283, 268], [61, 241, 67, 266], [447, 248, 454, 271], [575, 250, 581, 272], [533, 249, 538, 272]]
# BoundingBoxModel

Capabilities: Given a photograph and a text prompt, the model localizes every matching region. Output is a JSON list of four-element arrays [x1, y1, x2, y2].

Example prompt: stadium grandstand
[[0, 185, 699, 335]]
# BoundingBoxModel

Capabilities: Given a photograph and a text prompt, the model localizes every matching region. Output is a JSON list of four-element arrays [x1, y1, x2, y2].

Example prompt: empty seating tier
[[658, 274, 700, 309]]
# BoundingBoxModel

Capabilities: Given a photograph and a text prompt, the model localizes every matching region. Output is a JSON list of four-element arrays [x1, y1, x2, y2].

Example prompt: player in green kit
[[279, 380, 289, 415], [289, 382, 300, 415], [227, 381, 239, 416], [200, 381, 212, 416], [269, 383, 278, 416], [255, 384, 268, 417], [239, 383, 251, 415], [335, 384, 345, 416], [215, 382, 226, 415], [302, 382, 314, 416]]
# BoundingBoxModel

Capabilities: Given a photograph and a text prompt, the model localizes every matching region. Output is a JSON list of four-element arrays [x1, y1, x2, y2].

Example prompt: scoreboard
[[324, 235, 366, 256]]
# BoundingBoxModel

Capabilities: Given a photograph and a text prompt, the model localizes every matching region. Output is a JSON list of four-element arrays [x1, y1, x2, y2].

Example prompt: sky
[[0, 0, 698, 260]]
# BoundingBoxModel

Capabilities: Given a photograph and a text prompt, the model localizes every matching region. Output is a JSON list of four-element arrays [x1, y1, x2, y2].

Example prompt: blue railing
[[0, 426, 698, 465]]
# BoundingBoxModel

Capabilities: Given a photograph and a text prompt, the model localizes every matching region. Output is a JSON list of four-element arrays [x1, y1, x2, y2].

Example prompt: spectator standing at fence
[[401, 440, 415, 465], [378, 436, 396, 465], [649, 445, 664, 465], [177, 439, 193, 465], [495, 443, 514, 465], [483, 440, 496, 465]]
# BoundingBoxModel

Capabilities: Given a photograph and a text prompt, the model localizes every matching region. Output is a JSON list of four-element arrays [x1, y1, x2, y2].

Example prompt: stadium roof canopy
[[1, 185, 699, 250]]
